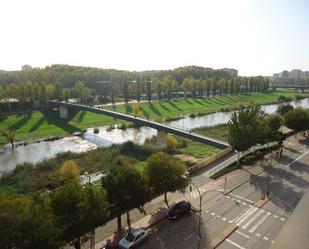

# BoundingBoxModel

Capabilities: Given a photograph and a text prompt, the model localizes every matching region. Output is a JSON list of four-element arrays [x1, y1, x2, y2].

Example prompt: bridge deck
[[49, 101, 229, 149]]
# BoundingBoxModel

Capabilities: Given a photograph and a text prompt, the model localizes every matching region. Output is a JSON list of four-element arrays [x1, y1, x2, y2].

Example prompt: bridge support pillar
[[156, 130, 167, 149], [59, 106, 68, 119]]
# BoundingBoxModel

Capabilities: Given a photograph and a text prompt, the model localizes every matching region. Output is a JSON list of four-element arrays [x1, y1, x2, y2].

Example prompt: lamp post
[[183, 176, 224, 249]]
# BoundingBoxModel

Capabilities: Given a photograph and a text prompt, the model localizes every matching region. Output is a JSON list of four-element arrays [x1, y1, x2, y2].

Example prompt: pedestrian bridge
[[49, 101, 230, 149]]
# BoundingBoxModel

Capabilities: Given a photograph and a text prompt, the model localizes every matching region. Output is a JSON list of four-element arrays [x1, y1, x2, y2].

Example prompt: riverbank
[[0, 90, 306, 146]]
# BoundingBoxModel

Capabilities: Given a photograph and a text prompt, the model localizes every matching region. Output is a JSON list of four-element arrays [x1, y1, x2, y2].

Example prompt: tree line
[[0, 152, 188, 249], [0, 65, 269, 113]]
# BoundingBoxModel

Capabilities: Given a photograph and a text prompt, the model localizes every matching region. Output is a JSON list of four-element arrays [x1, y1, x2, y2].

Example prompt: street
[[137, 137, 309, 249]]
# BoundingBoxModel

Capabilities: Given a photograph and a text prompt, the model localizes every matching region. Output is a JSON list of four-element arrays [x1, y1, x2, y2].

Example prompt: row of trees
[[0, 152, 188, 249], [227, 104, 309, 162], [0, 65, 270, 112]]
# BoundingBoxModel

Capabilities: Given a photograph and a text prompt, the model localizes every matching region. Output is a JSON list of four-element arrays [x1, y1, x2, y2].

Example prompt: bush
[[189, 113, 196, 118], [256, 151, 264, 159], [295, 95, 303, 101], [166, 134, 178, 149], [93, 128, 99, 134], [277, 95, 292, 102]]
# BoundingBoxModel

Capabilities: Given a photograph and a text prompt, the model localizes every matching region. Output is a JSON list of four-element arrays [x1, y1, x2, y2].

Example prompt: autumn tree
[[60, 160, 80, 182]]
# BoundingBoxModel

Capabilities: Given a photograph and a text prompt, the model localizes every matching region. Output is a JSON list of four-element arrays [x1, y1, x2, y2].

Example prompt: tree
[[51, 182, 109, 249], [102, 166, 149, 230], [132, 103, 142, 117], [0, 193, 62, 249], [156, 81, 162, 101], [264, 114, 283, 144], [276, 104, 294, 116], [284, 108, 309, 136], [0, 128, 16, 151], [110, 82, 116, 110], [146, 79, 152, 104], [145, 152, 188, 207], [60, 160, 80, 182], [83, 185, 109, 249], [227, 104, 261, 164], [166, 134, 178, 149], [63, 88, 70, 103], [136, 77, 141, 103]]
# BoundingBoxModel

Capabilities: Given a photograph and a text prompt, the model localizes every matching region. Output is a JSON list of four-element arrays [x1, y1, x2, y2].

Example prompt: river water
[[1, 98, 308, 173]]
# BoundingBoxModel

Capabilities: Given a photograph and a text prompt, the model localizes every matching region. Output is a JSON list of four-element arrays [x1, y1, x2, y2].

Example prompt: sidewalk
[[85, 136, 303, 249]]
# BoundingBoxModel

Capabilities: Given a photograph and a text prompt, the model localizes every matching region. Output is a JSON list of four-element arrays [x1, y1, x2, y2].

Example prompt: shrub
[[256, 151, 264, 159], [189, 113, 196, 118], [93, 128, 99, 134], [59, 160, 80, 182], [295, 95, 303, 101], [166, 134, 178, 149]]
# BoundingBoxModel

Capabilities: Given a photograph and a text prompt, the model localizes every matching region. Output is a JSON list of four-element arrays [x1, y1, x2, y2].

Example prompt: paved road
[[137, 137, 309, 249]]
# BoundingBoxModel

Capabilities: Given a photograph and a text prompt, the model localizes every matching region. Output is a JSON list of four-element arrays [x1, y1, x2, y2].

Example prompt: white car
[[118, 227, 150, 249]]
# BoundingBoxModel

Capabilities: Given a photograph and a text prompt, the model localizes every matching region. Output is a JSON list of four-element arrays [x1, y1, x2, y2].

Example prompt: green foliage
[[284, 107, 309, 133], [102, 165, 149, 211], [51, 182, 109, 248], [227, 104, 261, 152], [145, 152, 188, 196], [276, 103, 294, 116], [0, 193, 62, 249]]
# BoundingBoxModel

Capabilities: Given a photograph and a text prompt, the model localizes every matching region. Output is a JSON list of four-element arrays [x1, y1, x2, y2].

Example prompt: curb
[[210, 223, 239, 249]]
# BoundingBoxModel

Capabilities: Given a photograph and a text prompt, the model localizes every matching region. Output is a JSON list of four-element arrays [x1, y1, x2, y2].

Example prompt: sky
[[0, 0, 308, 76]]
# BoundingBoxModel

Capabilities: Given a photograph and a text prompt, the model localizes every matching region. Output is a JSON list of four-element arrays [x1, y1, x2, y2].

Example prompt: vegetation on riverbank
[[0, 142, 155, 194], [0, 90, 306, 146]]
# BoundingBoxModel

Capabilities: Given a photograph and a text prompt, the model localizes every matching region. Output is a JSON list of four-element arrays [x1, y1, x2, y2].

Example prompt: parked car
[[118, 227, 150, 249], [167, 200, 191, 220]]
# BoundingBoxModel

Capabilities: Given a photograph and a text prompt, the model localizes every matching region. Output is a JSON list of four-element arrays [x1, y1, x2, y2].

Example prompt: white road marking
[[271, 240, 274, 244], [237, 200, 241, 203], [280, 217, 286, 221], [211, 212, 215, 216], [235, 230, 250, 239], [287, 150, 309, 169], [229, 220, 233, 223], [249, 212, 271, 233], [235, 207, 258, 226], [242, 209, 264, 230], [263, 236, 269, 241], [229, 193, 255, 204], [273, 214, 278, 218], [226, 196, 231, 198], [222, 217, 227, 221], [226, 239, 246, 249], [256, 233, 261, 237], [243, 202, 247, 205]]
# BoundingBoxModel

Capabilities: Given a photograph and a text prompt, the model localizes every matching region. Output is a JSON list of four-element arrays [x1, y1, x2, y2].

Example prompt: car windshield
[[125, 232, 135, 242]]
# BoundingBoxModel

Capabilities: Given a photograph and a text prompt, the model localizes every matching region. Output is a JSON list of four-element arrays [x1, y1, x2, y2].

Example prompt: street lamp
[[183, 176, 224, 249]]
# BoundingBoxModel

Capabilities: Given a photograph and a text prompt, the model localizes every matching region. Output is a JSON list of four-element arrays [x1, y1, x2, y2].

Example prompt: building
[[281, 70, 289, 78], [22, 64, 32, 71], [222, 68, 238, 77], [289, 69, 302, 79]]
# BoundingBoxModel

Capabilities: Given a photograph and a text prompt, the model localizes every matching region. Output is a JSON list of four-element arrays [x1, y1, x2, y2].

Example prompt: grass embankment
[[0, 142, 154, 194], [0, 90, 306, 146], [193, 124, 229, 142]]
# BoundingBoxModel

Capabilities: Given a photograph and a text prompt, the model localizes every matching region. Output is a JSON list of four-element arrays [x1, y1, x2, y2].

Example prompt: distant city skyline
[[1, 0, 308, 76]]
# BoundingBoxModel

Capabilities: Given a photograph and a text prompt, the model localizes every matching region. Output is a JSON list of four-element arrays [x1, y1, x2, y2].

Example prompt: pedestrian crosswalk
[[205, 193, 288, 248]]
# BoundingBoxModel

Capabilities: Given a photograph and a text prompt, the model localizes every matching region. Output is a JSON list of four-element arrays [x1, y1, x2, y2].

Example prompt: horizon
[[1, 0, 309, 76]]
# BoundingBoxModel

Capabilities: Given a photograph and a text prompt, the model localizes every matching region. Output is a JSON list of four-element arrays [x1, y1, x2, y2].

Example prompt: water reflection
[[0, 137, 97, 174], [1, 98, 308, 173]]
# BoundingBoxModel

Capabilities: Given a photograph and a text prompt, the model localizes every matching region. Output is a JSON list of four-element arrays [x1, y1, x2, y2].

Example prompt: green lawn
[[0, 90, 306, 145], [193, 124, 229, 142]]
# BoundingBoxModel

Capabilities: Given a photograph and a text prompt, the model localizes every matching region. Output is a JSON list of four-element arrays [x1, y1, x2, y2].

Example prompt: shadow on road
[[139, 213, 211, 249]]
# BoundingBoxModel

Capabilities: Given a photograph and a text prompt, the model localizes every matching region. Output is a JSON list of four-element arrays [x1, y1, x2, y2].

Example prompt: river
[[1, 98, 308, 174]]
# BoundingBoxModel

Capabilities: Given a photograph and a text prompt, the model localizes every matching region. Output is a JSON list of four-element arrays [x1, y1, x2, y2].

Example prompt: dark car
[[167, 200, 191, 220]]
